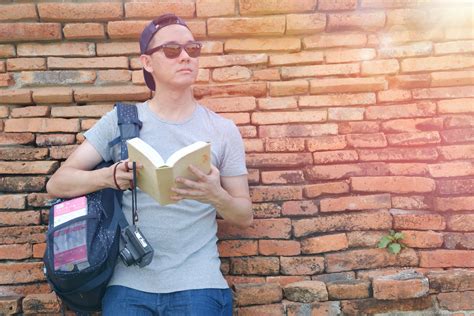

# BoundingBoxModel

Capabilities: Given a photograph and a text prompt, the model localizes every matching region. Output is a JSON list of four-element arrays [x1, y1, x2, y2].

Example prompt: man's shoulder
[[196, 104, 236, 128]]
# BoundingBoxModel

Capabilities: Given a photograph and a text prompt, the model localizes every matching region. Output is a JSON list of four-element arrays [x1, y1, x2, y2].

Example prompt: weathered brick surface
[[0, 2, 473, 312], [372, 271, 429, 300]]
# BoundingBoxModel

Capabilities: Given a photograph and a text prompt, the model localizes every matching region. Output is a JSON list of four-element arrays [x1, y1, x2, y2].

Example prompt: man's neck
[[147, 88, 196, 122]]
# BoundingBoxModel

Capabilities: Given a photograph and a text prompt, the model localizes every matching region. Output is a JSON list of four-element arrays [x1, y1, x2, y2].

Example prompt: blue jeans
[[102, 285, 233, 316]]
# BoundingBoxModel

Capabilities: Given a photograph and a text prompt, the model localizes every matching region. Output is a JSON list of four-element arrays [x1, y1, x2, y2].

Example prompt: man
[[47, 13, 252, 315]]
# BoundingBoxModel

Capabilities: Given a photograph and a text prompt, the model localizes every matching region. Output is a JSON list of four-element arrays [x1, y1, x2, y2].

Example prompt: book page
[[166, 141, 209, 167], [127, 138, 165, 168]]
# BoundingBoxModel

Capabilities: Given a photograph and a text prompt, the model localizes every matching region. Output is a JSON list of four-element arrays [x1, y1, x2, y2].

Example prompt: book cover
[[127, 138, 211, 205]]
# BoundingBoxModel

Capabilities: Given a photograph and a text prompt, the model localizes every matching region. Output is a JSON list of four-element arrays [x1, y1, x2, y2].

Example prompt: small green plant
[[378, 230, 406, 254]]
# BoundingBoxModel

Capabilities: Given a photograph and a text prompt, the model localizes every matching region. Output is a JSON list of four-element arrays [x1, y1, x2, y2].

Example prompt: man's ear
[[139, 54, 153, 73]]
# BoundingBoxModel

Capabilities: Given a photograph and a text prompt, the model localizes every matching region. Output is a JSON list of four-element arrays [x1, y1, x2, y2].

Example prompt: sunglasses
[[145, 41, 202, 59]]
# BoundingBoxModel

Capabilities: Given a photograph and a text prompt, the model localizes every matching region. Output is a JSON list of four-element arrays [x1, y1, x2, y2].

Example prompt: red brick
[[10, 106, 49, 118], [0, 243, 31, 260], [243, 138, 264, 153], [27, 193, 52, 208], [231, 257, 280, 275], [218, 218, 291, 239], [320, 194, 391, 212], [281, 200, 319, 217], [427, 270, 474, 293], [326, 48, 375, 64], [304, 181, 349, 198], [438, 178, 474, 196], [428, 161, 474, 178], [401, 230, 443, 248], [387, 131, 441, 146], [74, 86, 150, 102], [212, 66, 251, 82], [225, 276, 265, 287], [327, 280, 370, 300], [0, 226, 46, 244], [239, 126, 257, 138], [267, 276, 310, 287], [200, 54, 267, 68], [63, 23, 105, 40], [351, 176, 435, 194], [7, 58, 46, 71], [194, 82, 266, 98], [252, 203, 281, 219], [447, 214, 474, 232], [19, 70, 96, 86], [356, 267, 435, 281], [0, 89, 31, 104], [281, 63, 359, 79], [0, 133, 34, 145], [283, 280, 328, 303], [17, 42, 95, 57], [392, 210, 446, 230], [225, 37, 301, 53], [0, 44, 15, 58], [0, 262, 44, 284], [252, 68, 280, 81], [4, 118, 79, 133], [420, 250, 474, 268], [379, 41, 432, 58], [22, 292, 61, 314], [361, 59, 399, 75], [318, 0, 356, 10], [0, 194, 26, 209], [269, 80, 309, 97], [265, 138, 305, 152], [305, 162, 388, 181], [366, 101, 436, 120], [300, 93, 375, 108], [0, 147, 48, 161], [441, 124, 468, 144], [313, 150, 358, 164], [49, 144, 78, 159], [0, 4, 37, 21], [341, 296, 434, 315], [259, 240, 301, 256], [0, 161, 58, 175], [306, 135, 347, 151], [259, 123, 338, 138], [303, 32, 367, 49], [310, 77, 387, 94], [328, 12, 385, 31], [237, 304, 284, 316], [209, 16, 285, 37], [387, 163, 428, 176], [280, 256, 325, 275], [246, 153, 312, 168], [382, 117, 443, 133], [125, 2, 194, 19], [0, 72, 13, 86], [38, 3, 122, 22], [286, 13, 326, 35], [0, 295, 22, 314], [328, 107, 365, 121], [413, 86, 474, 99], [234, 282, 282, 306], [402, 54, 474, 72], [373, 271, 429, 300], [377, 89, 411, 103], [0, 177, 46, 193], [346, 133, 387, 148], [358, 147, 438, 162], [339, 121, 380, 134], [435, 196, 474, 212], [250, 185, 302, 202], [285, 301, 343, 316], [261, 170, 304, 185], [0, 210, 40, 226], [435, 40, 474, 55], [196, 0, 235, 17], [445, 115, 474, 129], [258, 97, 297, 110], [292, 210, 392, 237], [218, 240, 257, 257], [301, 233, 348, 254], [438, 98, 474, 114], [48, 56, 128, 69], [439, 144, 474, 160], [432, 70, 474, 87], [393, 198, 431, 212], [438, 291, 474, 311], [252, 110, 325, 125], [390, 74, 431, 89], [239, 0, 317, 15], [347, 231, 386, 248], [200, 97, 256, 113], [51, 105, 112, 118], [96, 42, 139, 57], [327, 248, 418, 273], [0, 23, 61, 42]]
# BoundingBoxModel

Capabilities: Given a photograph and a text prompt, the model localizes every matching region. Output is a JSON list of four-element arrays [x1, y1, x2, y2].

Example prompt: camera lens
[[119, 248, 135, 266]]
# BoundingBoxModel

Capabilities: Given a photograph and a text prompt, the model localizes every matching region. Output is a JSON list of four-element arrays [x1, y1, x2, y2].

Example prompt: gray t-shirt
[[83, 101, 247, 293]]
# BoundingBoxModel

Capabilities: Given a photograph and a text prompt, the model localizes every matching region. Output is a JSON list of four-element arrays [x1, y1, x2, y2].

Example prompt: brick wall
[[0, 0, 473, 314]]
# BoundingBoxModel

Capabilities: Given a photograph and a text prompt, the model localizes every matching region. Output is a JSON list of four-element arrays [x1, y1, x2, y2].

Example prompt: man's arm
[[46, 140, 134, 198], [171, 165, 253, 228]]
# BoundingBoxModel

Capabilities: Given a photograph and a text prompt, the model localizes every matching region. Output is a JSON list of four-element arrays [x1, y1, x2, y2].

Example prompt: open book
[[126, 138, 211, 205]]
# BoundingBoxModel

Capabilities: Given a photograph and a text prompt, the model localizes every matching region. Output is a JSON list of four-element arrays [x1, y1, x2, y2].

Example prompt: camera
[[119, 225, 154, 268]]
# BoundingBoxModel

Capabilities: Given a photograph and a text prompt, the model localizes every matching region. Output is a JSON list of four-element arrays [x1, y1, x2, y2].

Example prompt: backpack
[[43, 103, 142, 314]]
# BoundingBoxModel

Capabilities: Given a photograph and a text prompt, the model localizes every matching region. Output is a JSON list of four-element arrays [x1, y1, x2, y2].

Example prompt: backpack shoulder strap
[[108, 103, 142, 160]]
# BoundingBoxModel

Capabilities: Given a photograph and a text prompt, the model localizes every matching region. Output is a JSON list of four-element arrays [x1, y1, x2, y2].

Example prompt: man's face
[[142, 24, 199, 90]]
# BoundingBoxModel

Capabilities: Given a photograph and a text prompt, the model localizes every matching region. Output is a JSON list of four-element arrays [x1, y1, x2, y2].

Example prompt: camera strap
[[131, 161, 138, 225]]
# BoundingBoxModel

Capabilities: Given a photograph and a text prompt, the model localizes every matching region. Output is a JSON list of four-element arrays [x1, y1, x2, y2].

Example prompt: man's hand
[[171, 164, 226, 205], [109, 160, 143, 191]]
